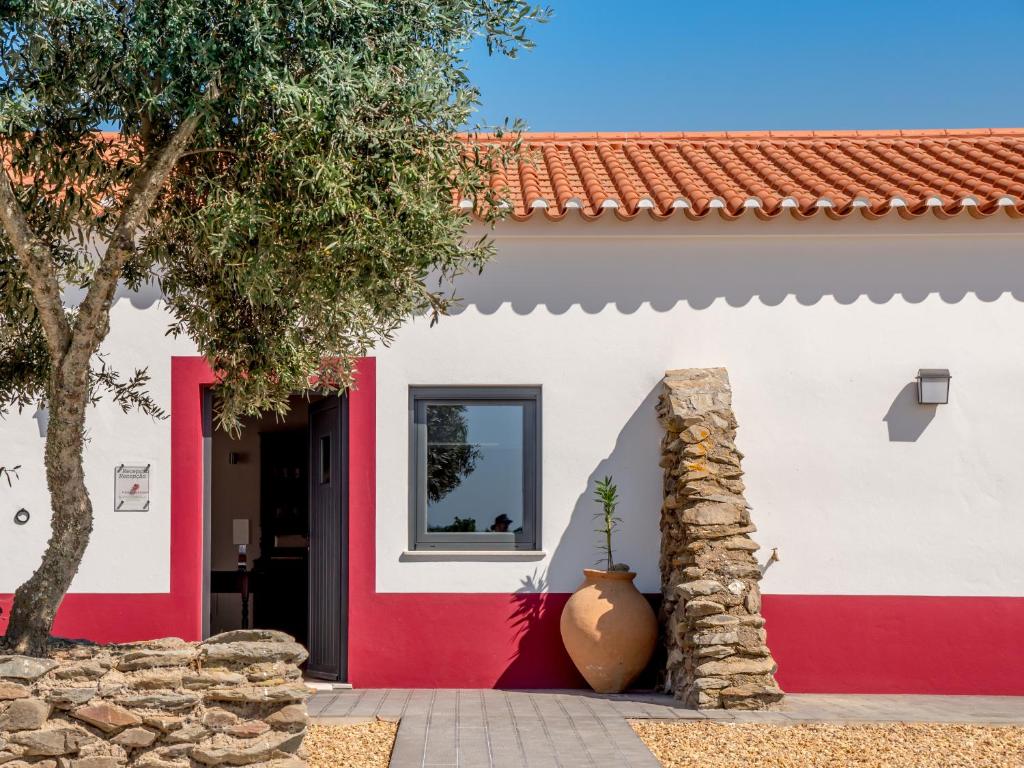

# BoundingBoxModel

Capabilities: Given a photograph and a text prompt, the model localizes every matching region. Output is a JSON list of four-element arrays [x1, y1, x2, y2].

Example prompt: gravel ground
[[630, 720, 1024, 768], [306, 721, 398, 768]]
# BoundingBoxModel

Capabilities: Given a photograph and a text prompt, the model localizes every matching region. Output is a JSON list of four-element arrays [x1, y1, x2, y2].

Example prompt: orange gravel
[[306, 721, 398, 768], [630, 720, 1024, 768]]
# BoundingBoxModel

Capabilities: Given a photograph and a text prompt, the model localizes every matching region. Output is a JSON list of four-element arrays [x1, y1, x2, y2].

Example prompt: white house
[[2, 128, 1023, 694]]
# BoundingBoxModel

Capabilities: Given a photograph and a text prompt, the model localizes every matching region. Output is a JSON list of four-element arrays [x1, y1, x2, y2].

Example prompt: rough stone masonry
[[0, 630, 309, 768], [657, 368, 783, 710]]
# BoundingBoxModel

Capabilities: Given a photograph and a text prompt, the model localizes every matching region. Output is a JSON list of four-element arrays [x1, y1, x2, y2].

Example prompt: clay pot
[[559, 569, 658, 694]]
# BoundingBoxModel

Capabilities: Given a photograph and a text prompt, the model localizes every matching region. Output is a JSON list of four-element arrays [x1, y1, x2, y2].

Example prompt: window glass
[[411, 388, 540, 551], [425, 403, 524, 534]]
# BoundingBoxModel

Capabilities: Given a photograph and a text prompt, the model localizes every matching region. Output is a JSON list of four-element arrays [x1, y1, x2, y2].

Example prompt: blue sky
[[465, 1, 1024, 132]]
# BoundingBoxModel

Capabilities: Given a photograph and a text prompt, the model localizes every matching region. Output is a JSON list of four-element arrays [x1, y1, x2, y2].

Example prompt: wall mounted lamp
[[917, 369, 951, 405]]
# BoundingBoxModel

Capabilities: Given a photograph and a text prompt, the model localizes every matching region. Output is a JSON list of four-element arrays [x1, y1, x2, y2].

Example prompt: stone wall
[[0, 631, 309, 768], [657, 368, 783, 710]]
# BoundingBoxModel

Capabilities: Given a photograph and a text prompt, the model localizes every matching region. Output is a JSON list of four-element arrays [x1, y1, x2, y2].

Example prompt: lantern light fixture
[[916, 369, 951, 405]]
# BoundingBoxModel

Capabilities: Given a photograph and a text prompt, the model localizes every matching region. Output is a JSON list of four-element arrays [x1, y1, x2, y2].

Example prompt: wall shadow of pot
[[494, 572, 586, 689]]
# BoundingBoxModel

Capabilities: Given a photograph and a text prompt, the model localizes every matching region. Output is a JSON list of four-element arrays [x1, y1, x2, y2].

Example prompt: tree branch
[[0, 167, 72, 359], [179, 147, 236, 159], [66, 113, 202, 374]]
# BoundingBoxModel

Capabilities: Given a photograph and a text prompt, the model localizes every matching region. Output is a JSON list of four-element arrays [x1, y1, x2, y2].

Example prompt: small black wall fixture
[[13, 508, 30, 525]]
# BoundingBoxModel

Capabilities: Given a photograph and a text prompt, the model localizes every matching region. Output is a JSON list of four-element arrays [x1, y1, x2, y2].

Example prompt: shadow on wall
[[449, 230, 1024, 315], [544, 383, 664, 590], [495, 571, 584, 689], [884, 382, 937, 442], [496, 384, 666, 688], [64, 278, 163, 311]]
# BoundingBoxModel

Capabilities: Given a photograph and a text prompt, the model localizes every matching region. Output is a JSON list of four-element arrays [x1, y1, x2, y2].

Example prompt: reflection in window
[[425, 403, 524, 534]]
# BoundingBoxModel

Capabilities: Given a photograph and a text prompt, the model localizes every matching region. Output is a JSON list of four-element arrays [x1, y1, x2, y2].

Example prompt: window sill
[[399, 549, 547, 562]]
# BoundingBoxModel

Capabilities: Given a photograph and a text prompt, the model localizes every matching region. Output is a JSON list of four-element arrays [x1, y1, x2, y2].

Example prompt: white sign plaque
[[114, 464, 150, 511]]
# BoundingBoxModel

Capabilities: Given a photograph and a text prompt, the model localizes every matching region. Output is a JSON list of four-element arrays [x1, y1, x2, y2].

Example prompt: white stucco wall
[[3, 213, 1023, 602], [0, 285, 198, 593], [375, 214, 1024, 598]]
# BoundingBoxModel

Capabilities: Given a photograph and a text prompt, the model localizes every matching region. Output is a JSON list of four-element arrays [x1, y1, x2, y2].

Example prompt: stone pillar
[[657, 368, 783, 710]]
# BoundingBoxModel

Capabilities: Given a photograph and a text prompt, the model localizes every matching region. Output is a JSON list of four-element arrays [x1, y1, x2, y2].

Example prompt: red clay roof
[[465, 128, 1024, 221]]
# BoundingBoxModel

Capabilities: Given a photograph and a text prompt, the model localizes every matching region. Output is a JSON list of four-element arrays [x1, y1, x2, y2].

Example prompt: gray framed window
[[410, 387, 540, 550]]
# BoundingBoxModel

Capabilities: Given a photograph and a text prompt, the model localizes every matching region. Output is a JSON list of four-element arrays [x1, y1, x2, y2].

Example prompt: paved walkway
[[308, 689, 1024, 767]]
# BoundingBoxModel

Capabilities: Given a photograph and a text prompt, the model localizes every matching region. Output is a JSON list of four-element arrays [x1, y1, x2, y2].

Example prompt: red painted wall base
[[342, 591, 1024, 694], [349, 592, 585, 689], [7, 590, 1024, 696], [763, 594, 1024, 695], [0, 593, 197, 643]]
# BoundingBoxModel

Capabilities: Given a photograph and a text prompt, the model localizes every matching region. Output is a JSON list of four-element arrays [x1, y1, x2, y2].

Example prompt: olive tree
[[0, 0, 546, 655]]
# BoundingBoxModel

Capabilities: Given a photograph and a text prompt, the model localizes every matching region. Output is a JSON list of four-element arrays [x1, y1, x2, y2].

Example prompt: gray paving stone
[[377, 688, 414, 718], [606, 698, 663, 718], [349, 688, 389, 717], [551, 692, 594, 719], [306, 693, 336, 717], [390, 716, 428, 767], [404, 689, 435, 714], [455, 690, 486, 728], [320, 690, 363, 716], [456, 724, 490, 762]]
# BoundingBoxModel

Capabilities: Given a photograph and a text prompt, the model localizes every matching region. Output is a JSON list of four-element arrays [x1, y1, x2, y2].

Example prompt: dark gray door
[[307, 396, 347, 680]]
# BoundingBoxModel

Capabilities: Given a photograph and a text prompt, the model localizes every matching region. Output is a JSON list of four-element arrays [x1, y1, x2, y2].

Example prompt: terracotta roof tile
[[464, 128, 1024, 221]]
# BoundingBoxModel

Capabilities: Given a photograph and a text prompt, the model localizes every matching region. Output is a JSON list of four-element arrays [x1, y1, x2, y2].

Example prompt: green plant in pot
[[559, 476, 658, 693]]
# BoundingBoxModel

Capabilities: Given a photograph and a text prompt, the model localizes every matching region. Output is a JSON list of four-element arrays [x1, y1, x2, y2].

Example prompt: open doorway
[[207, 392, 348, 680]]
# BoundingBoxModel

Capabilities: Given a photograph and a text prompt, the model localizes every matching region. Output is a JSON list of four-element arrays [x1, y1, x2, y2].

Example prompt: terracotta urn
[[559, 568, 658, 694]]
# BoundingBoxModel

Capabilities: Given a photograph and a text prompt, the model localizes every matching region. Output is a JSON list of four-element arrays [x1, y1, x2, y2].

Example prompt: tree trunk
[[0, 115, 201, 656], [4, 372, 93, 656]]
